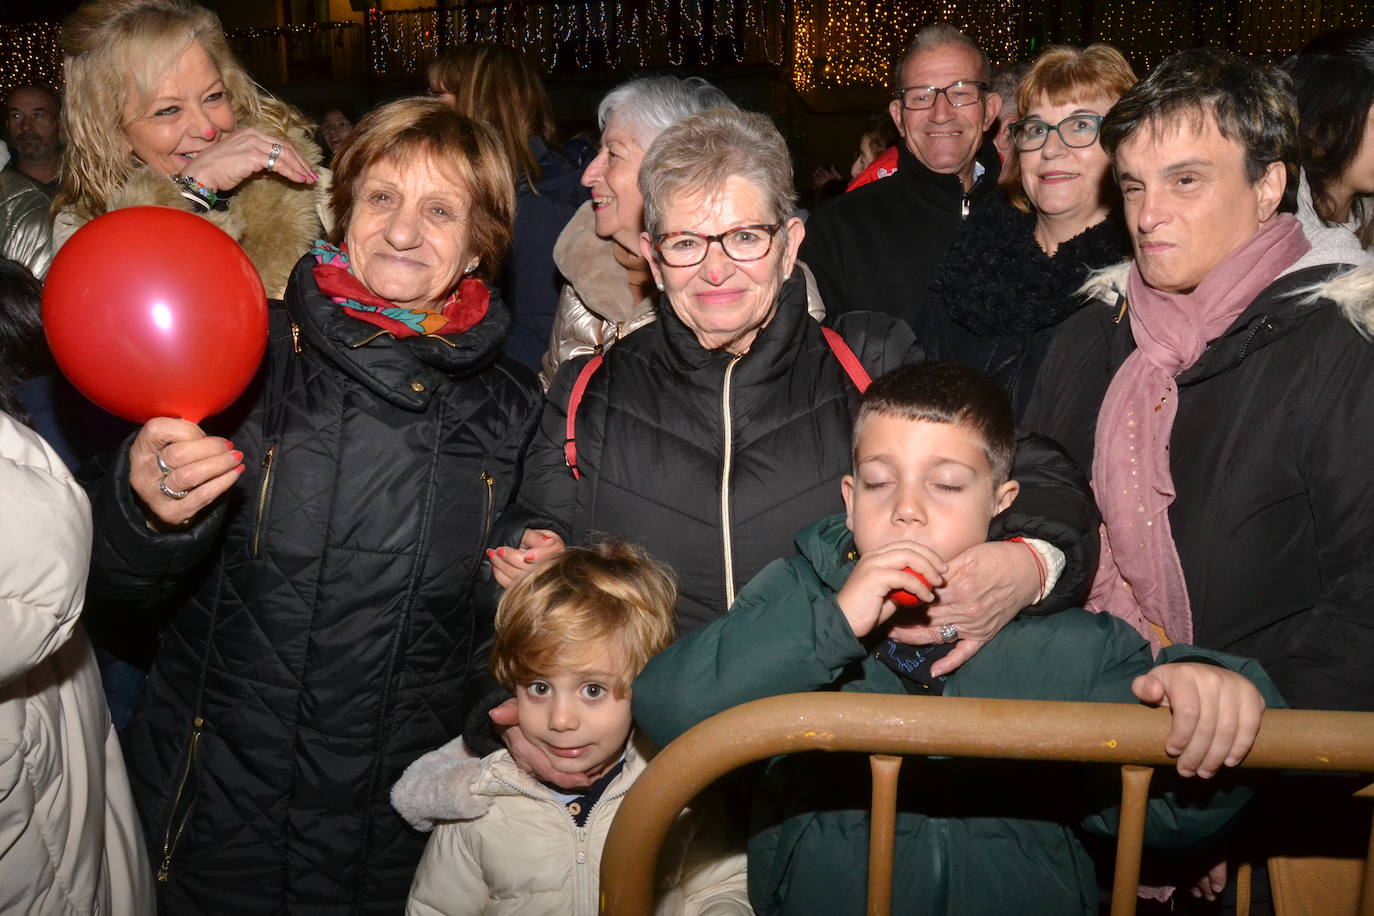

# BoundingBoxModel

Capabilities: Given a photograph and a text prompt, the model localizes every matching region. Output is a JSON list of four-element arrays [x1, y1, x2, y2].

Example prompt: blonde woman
[[54, 0, 328, 297]]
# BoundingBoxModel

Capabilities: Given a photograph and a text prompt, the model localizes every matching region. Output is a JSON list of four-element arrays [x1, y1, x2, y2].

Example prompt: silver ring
[[266, 142, 281, 172], [938, 623, 959, 644], [156, 453, 173, 475], [158, 477, 190, 500]]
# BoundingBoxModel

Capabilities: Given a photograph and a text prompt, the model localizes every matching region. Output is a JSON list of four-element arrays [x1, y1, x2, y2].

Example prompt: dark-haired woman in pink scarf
[[1027, 48, 1374, 714]]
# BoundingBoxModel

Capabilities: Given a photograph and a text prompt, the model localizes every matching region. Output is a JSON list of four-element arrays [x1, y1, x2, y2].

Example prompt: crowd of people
[[1, 0, 1371, 913]]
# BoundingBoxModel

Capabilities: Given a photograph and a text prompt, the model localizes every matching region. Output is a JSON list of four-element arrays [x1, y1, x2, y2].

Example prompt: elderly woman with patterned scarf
[[87, 97, 540, 914], [53, 0, 328, 298]]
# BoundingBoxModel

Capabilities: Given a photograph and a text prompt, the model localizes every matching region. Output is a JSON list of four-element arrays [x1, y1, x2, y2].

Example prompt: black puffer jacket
[[1025, 261, 1374, 712], [89, 256, 541, 914], [799, 140, 1002, 330], [514, 273, 1099, 635]]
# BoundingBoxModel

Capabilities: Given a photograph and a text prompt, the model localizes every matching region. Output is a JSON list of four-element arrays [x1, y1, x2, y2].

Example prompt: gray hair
[[892, 23, 991, 90], [597, 76, 736, 149], [990, 61, 1030, 116], [639, 108, 796, 239]]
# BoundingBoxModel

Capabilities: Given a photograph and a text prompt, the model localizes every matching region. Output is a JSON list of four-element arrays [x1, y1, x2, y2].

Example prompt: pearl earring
[[655, 282, 664, 291]]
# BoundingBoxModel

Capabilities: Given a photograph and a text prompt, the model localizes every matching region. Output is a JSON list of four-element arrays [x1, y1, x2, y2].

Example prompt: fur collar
[[932, 195, 1130, 336], [390, 732, 652, 832], [553, 201, 653, 324], [1080, 257, 1374, 340], [104, 127, 326, 299]]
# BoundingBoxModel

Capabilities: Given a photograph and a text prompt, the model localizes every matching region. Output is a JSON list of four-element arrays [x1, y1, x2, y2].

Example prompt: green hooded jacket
[[633, 515, 1285, 916]]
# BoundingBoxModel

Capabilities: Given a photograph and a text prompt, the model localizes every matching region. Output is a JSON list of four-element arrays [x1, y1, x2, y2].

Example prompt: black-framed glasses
[[652, 223, 783, 268], [1008, 114, 1105, 151], [893, 81, 989, 111]]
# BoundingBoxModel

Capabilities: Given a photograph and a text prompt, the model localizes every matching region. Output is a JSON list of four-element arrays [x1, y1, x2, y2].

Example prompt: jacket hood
[[285, 253, 512, 411], [793, 513, 858, 594], [552, 201, 655, 324], [389, 732, 652, 832]]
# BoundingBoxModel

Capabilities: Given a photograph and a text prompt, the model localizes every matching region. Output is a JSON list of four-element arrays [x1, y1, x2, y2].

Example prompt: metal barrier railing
[[600, 693, 1374, 916]]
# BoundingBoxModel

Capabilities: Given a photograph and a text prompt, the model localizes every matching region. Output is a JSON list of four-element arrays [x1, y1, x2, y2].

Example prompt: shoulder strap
[[820, 326, 871, 393], [564, 354, 604, 480]]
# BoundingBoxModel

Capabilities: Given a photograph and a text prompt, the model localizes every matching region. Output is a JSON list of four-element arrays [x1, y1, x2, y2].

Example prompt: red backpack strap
[[564, 354, 605, 480], [820, 326, 871, 394]]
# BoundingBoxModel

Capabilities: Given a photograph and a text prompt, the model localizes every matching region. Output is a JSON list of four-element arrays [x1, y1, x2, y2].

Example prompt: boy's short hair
[[854, 362, 1016, 486], [490, 539, 677, 697]]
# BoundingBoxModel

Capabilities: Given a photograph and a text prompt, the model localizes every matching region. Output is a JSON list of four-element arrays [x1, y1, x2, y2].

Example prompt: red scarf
[[310, 240, 488, 339]]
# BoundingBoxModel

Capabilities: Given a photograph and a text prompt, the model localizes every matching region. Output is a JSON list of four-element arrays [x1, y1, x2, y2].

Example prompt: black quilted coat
[[89, 256, 540, 914], [514, 273, 1099, 636]]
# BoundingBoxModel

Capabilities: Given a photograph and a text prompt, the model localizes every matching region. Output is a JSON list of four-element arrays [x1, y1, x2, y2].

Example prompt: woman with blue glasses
[[918, 44, 1137, 418]]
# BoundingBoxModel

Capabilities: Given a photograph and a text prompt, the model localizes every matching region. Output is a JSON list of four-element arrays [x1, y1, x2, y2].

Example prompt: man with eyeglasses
[[800, 24, 1002, 332]]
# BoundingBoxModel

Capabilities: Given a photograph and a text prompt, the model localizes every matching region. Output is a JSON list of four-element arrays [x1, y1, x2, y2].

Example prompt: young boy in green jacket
[[632, 361, 1282, 916]]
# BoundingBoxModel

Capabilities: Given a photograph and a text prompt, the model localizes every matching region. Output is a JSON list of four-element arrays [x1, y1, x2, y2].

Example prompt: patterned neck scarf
[[310, 240, 489, 339]]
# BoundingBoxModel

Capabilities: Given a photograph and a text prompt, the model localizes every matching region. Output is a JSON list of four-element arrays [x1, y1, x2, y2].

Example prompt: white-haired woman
[[539, 76, 734, 387], [54, 0, 327, 298]]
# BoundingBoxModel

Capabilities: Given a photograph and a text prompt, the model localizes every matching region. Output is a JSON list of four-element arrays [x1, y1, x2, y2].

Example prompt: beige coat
[[52, 128, 329, 299], [541, 201, 829, 389], [394, 735, 751, 916], [541, 201, 660, 389], [0, 413, 153, 915]]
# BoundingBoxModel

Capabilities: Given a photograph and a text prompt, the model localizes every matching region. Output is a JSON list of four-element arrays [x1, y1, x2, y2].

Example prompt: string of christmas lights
[[2, 2, 1368, 102], [365, 0, 788, 82], [0, 23, 63, 97]]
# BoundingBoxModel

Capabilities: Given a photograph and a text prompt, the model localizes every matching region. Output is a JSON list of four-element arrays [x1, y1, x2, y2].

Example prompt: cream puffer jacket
[[540, 201, 827, 389], [0, 414, 153, 915], [394, 734, 751, 916]]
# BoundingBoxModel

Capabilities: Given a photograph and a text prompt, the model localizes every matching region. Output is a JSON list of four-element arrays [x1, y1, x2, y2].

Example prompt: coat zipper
[[290, 320, 301, 354], [490, 770, 632, 916], [157, 717, 204, 883], [1234, 314, 1271, 362], [961, 190, 971, 219], [252, 444, 277, 557], [480, 471, 495, 541], [719, 355, 743, 609]]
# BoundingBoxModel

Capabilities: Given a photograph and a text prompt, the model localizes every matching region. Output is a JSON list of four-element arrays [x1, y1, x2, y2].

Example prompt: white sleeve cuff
[[1019, 537, 1065, 604]]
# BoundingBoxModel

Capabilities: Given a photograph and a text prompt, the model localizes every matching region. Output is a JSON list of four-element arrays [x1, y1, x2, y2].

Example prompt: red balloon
[[43, 206, 268, 424], [888, 568, 932, 608]]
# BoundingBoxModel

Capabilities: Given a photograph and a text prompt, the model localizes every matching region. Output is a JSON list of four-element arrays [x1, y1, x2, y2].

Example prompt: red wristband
[[1009, 536, 1046, 602]]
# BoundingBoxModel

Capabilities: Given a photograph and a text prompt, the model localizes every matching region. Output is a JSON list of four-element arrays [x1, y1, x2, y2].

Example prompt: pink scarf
[[1087, 215, 1309, 650]]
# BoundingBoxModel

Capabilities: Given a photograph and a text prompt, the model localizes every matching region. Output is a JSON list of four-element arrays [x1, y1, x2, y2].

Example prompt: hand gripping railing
[[600, 694, 1374, 916]]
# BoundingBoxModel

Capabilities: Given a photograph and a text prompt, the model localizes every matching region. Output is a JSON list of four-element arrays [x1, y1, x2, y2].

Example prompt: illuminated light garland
[[2, 2, 1367, 102], [0, 22, 64, 97]]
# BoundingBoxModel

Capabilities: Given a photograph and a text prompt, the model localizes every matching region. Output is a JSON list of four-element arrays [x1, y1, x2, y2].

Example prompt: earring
[[655, 282, 664, 291], [463, 263, 477, 275], [783, 273, 791, 281]]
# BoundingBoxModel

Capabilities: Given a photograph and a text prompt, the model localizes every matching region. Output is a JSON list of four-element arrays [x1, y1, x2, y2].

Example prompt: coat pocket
[[157, 716, 205, 883], [251, 444, 278, 557]]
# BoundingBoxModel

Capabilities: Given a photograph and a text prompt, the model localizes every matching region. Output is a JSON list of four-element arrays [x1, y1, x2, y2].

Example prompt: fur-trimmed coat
[[52, 128, 329, 299], [1024, 243, 1374, 712], [392, 734, 751, 916], [540, 201, 660, 388]]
